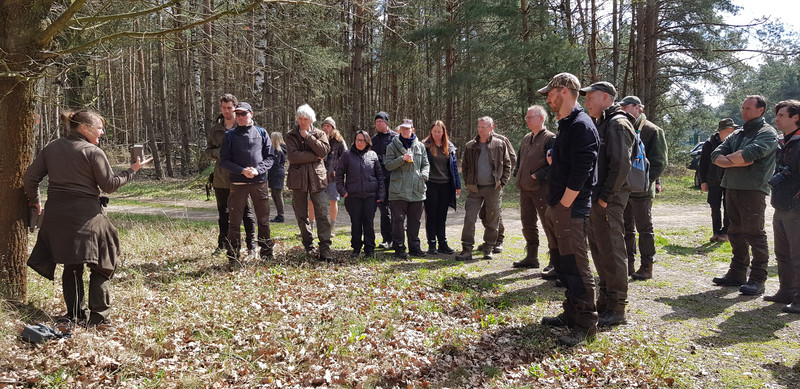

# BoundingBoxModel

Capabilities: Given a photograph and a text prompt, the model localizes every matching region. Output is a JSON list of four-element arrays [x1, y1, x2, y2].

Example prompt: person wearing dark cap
[[581, 81, 636, 328], [620, 95, 668, 280], [537, 73, 599, 347], [698, 118, 738, 243], [205, 94, 257, 257], [372, 111, 398, 249], [219, 102, 276, 268], [711, 95, 779, 295]]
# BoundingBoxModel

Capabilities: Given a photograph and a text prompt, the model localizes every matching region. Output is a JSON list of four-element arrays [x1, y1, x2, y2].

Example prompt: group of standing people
[[698, 96, 800, 318], [22, 84, 800, 345]]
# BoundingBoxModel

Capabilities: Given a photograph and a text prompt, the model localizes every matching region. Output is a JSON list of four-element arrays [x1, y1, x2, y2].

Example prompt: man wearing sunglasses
[[220, 102, 276, 269]]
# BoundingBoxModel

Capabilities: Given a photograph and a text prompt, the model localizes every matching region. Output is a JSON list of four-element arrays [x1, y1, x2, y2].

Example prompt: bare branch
[[74, 1, 179, 25], [36, 0, 89, 47]]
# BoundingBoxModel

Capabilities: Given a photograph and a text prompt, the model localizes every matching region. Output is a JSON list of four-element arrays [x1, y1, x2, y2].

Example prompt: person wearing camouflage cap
[[620, 96, 669, 281], [537, 73, 600, 347]]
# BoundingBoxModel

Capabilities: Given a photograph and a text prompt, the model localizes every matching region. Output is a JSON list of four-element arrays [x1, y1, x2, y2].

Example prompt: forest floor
[[1, 174, 798, 388]]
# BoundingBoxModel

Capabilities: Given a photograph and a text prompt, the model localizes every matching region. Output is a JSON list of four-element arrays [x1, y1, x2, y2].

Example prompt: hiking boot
[[481, 248, 493, 260], [764, 289, 796, 304], [513, 245, 539, 268], [598, 310, 626, 327], [717, 234, 729, 242], [364, 249, 374, 258], [739, 280, 765, 295], [270, 215, 284, 223], [409, 248, 427, 257], [350, 249, 361, 259], [712, 275, 745, 287], [427, 241, 437, 255], [631, 262, 653, 281], [557, 326, 596, 347], [260, 249, 274, 262], [394, 249, 409, 260], [782, 303, 800, 314], [541, 313, 569, 327], [476, 243, 502, 254], [455, 247, 473, 261], [542, 266, 558, 280], [438, 242, 455, 255]]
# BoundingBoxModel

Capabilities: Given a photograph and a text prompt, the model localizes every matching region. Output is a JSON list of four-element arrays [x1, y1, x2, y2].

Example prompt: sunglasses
[[235, 111, 249, 117]]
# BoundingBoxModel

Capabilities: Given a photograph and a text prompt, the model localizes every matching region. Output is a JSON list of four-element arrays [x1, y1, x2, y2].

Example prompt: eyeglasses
[[355, 138, 367, 143], [235, 111, 249, 117]]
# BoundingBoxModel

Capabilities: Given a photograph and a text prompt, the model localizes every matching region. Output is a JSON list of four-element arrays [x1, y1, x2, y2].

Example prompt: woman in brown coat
[[24, 109, 151, 326]]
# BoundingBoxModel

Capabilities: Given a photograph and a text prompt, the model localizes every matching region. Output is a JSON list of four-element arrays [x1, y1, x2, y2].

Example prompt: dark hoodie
[[593, 104, 636, 202], [335, 141, 385, 200]]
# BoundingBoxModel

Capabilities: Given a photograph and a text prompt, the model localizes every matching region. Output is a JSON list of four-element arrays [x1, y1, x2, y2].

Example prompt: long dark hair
[[423, 120, 449, 156]]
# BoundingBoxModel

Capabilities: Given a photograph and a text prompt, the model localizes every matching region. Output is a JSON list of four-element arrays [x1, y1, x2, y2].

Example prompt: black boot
[[427, 240, 438, 255], [438, 240, 455, 255]]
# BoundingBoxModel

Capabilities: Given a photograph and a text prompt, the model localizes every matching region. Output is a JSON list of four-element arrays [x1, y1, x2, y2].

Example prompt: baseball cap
[[234, 102, 252, 112], [398, 119, 414, 129], [579, 81, 618, 97], [537, 72, 581, 96], [620, 96, 643, 106]]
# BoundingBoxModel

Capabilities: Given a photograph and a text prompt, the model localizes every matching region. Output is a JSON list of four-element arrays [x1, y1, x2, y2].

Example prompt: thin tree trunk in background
[[612, 0, 619, 85], [444, 0, 455, 129], [202, 0, 215, 133], [350, 0, 364, 134], [174, 3, 192, 175]]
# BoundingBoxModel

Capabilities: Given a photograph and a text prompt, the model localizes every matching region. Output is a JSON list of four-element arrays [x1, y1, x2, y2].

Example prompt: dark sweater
[[372, 129, 399, 179], [220, 124, 275, 185], [547, 105, 599, 218]]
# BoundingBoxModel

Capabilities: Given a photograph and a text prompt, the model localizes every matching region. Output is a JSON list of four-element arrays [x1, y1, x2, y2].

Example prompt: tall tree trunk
[[350, 0, 365, 133], [0, 76, 34, 303]]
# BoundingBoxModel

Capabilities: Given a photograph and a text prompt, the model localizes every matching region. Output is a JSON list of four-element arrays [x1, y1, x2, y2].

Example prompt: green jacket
[[630, 113, 668, 198], [710, 116, 778, 194], [385, 135, 429, 202]]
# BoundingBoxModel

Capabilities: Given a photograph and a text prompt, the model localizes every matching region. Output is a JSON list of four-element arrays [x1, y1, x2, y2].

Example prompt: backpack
[[629, 130, 651, 193]]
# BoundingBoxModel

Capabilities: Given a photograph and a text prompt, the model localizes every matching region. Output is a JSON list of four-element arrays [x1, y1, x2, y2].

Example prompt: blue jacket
[[220, 125, 275, 185], [547, 105, 599, 218], [424, 139, 461, 210], [335, 144, 385, 200], [267, 143, 287, 189]]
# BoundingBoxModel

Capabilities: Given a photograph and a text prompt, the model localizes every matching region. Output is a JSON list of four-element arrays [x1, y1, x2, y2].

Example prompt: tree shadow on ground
[[695, 305, 800, 348], [437, 268, 565, 310], [7, 301, 52, 325], [663, 241, 725, 256], [762, 360, 800, 388], [654, 287, 757, 320]]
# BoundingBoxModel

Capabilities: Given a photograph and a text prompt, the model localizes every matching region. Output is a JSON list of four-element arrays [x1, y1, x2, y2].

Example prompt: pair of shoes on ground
[[713, 276, 765, 295]]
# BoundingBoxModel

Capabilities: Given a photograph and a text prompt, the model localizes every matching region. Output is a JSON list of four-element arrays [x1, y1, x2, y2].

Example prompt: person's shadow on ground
[[695, 304, 800, 348], [654, 287, 760, 320]]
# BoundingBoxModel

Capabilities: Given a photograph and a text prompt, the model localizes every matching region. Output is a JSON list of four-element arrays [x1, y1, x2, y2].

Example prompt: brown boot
[[455, 245, 473, 261], [513, 245, 540, 268], [631, 261, 652, 280]]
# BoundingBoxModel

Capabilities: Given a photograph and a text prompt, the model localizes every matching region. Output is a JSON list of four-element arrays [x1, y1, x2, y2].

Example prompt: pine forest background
[[24, 0, 800, 180]]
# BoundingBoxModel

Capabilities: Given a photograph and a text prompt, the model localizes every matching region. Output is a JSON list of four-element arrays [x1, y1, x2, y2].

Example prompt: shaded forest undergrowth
[[2, 176, 799, 388]]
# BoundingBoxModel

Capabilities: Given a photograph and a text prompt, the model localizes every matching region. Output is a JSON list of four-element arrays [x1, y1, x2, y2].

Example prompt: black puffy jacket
[[335, 145, 385, 200]]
